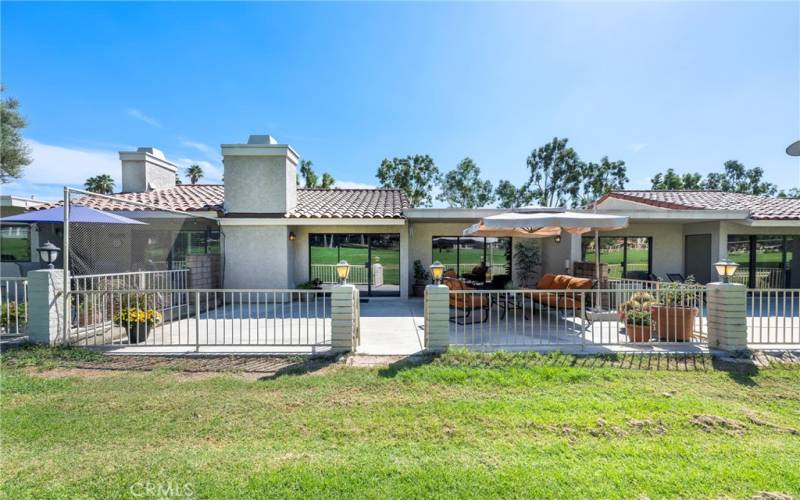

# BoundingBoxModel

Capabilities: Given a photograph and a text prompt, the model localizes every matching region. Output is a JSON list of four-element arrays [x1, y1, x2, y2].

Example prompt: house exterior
[[2, 134, 799, 294]]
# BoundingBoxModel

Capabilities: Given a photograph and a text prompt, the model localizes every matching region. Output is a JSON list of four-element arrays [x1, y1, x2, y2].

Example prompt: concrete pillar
[[424, 284, 450, 352], [707, 282, 748, 352], [331, 284, 357, 352], [26, 269, 67, 345]]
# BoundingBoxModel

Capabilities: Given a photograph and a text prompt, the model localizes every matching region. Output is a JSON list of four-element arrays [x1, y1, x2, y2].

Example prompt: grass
[[2, 348, 800, 498]]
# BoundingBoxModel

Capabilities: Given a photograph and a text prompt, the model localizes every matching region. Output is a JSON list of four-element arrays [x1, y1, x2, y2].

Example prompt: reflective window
[[0, 225, 31, 262]]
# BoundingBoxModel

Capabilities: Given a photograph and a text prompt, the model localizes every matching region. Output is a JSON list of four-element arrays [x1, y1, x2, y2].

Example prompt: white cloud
[[333, 180, 376, 189], [629, 143, 648, 153], [180, 140, 220, 163], [24, 139, 120, 185], [174, 158, 224, 183], [126, 108, 162, 128]]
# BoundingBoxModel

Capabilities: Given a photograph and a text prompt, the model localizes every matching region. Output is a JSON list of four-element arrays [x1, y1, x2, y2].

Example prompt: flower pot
[[126, 323, 153, 344], [651, 305, 698, 342], [412, 284, 426, 297], [625, 323, 653, 342]]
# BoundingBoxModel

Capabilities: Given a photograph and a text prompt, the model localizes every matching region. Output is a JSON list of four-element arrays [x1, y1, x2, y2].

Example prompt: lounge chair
[[525, 273, 595, 313], [443, 277, 490, 324]]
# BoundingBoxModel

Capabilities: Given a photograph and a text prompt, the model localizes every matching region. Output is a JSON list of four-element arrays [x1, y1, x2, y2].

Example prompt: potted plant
[[618, 291, 655, 322], [651, 277, 700, 342], [412, 260, 430, 297], [624, 308, 653, 342], [296, 278, 323, 301], [114, 306, 162, 344]]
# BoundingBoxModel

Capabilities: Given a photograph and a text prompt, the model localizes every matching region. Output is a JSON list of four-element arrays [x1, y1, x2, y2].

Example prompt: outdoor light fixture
[[37, 241, 61, 269], [714, 259, 739, 284], [288, 231, 296, 241], [554, 234, 562, 244], [336, 260, 350, 284], [430, 261, 445, 285]]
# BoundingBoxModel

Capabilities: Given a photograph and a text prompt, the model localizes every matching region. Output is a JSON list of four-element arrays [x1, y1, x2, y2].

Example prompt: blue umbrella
[[0, 205, 147, 225]]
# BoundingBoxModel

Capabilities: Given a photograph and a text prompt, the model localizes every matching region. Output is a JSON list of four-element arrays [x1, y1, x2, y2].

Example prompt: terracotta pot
[[625, 323, 653, 342], [127, 323, 153, 344], [651, 305, 698, 342]]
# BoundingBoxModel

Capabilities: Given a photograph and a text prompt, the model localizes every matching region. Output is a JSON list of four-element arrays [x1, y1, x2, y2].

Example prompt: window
[[0, 225, 31, 262], [581, 236, 652, 279], [431, 236, 512, 284], [726, 235, 796, 288]]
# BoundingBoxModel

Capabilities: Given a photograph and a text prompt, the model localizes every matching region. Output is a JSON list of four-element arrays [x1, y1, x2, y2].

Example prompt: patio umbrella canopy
[[0, 205, 147, 225]]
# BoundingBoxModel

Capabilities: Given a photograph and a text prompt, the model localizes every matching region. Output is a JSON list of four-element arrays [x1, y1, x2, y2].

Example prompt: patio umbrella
[[0, 205, 147, 225], [463, 209, 629, 294]]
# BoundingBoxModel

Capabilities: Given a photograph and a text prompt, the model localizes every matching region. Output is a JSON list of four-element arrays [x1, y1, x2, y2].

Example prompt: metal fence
[[747, 289, 800, 345], [1, 277, 28, 335], [448, 286, 707, 347], [66, 288, 332, 349]]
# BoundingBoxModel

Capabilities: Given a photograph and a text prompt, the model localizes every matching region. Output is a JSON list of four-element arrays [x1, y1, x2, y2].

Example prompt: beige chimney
[[119, 147, 177, 193], [221, 135, 299, 214]]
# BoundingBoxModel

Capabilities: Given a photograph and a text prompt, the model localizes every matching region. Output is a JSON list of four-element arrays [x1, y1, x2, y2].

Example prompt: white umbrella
[[464, 209, 629, 293]]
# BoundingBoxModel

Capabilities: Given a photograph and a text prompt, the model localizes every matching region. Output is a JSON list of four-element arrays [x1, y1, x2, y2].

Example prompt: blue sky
[[2, 1, 798, 203]]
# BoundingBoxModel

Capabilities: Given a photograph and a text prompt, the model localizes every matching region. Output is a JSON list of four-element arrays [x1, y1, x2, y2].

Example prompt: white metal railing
[[443, 264, 507, 278], [447, 286, 707, 347], [1, 277, 28, 335], [67, 288, 332, 348], [311, 264, 390, 286], [747, 289, 800, 345], [71, 269, 189, 292], [731, 267, 786, 289]]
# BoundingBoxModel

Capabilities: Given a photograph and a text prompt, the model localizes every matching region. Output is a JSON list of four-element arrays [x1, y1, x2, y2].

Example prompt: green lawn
[[311, 247, 400, 284], [2, 348, 800, 498]]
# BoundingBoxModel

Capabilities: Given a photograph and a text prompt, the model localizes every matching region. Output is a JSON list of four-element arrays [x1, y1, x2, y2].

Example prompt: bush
[[0, 302, 26, 330]]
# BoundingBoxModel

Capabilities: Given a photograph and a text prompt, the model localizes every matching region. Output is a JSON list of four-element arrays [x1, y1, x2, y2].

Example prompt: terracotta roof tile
[[601, 190, 800, 220], [48, 185, 409, 219]]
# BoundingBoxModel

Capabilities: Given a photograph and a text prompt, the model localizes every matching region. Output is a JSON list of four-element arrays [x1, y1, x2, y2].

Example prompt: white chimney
[[221, 134, 299, 214], [119, 147, 178, 193]]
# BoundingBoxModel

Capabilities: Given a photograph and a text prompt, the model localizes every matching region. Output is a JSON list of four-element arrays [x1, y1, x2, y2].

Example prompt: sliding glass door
[[309, 233, 400, 297], [581, 236, 653, 279], [726, 235, 798, 288]]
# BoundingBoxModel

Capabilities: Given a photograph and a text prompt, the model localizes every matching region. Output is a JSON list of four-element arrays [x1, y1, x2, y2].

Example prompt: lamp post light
[[714, 259, 739, 284], [335, 260, 350, 285], [430, 261, 445, 285], [37, 241, 61, 269]]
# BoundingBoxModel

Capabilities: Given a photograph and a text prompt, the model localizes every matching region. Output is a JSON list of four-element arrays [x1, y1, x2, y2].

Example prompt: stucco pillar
[[706, 282, 748, 352], [26, 269, 66, 345], [424, 284, 450, 352], [331, 284, 357, 352]]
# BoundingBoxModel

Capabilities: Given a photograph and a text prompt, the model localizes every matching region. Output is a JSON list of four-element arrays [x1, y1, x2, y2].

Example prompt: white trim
[[594, 209, 750, 221], [219, 217, 407, 227], [734, 219, 800, 227], [220, 144, 299, 164], [404, 208, 506, 220]]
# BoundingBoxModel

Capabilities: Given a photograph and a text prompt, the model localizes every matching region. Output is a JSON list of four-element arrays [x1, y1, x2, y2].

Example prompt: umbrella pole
[[594, 229, 600, 312]]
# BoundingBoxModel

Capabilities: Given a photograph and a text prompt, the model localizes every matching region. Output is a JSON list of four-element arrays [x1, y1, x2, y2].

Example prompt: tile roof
[[52, 185, 410, 219], [599, 190, 800, 220]]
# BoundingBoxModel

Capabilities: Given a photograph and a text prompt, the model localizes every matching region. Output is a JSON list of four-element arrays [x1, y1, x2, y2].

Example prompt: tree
[[525, 137, 583, 207], [778, 188, 800, 198], [185, 164, 204, 184], [84, 174, 115, 194], [494, 180, 534, 208], [650, 168, 702, 190], [1, 85, 32, 183], [298, 159, 335, 188], [702, 160, 777, 195], [579, 157, 628, 206], [436, 157, 495, 208], [376, 155, 440, 207]]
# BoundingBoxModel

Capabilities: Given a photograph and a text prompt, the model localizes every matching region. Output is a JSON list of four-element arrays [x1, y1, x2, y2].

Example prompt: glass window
[[0, 225, 31, 262], [431, 236, 512, 285], [581, 236, 651, 279], [726, 235, 798, 289]]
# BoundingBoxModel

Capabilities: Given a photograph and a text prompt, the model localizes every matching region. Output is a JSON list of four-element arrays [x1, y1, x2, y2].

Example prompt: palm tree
[[84, 174, 115, 194], [186, 164, 204, 184]]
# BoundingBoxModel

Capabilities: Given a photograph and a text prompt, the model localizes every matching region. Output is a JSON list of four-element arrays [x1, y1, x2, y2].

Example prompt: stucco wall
[[223, 156, 296, 214], [291, 224, 409, 297], [222, 225, 292, 289]]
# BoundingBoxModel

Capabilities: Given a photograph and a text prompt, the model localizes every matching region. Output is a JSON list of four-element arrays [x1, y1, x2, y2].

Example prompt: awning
[[0, 205, 147, 225]]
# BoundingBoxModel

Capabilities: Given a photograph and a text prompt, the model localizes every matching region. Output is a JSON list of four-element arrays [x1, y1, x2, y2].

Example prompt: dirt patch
[[690, 415, 747, 434], [752, 492, 796, 500], [627, 418, 668, 435], [743, 411, 799, 435]]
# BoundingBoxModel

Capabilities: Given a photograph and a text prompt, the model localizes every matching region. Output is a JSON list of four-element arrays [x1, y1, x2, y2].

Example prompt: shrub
[[0, 302, 27, 330]]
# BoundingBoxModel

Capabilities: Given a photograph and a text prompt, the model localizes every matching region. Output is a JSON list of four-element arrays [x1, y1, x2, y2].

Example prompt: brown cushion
[[567, 277, 593, 290], [552, 275, 572, 289], [536, 274, 556, 289], [444, 277, 462, 290]]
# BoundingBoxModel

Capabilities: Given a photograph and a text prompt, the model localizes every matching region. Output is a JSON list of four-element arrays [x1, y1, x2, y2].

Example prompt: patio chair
[[444, 277, 490, 324], [666, 273, 685, 283], [523, 274, 595, 317]]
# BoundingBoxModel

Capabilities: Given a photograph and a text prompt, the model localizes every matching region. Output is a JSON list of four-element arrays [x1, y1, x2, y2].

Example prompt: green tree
[[494, 180, 533, 209], [84, 174, 115, 194], [778, 188, 800, 198], [376, 155, 440, 207], [579, 156, 628, 206], [185, 164, 204, 184], [702, 160, 776, 195], [299, 159, 335, 188], [525, 137, 583, 207], [436, 157, 495, 208], [0, 85, 32, 183], [650, 169, 703, 190]]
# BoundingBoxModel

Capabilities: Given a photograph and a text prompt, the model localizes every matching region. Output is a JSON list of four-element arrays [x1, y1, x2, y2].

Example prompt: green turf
[[2, 349, 799, 498], [311, 246, 401, 284]]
